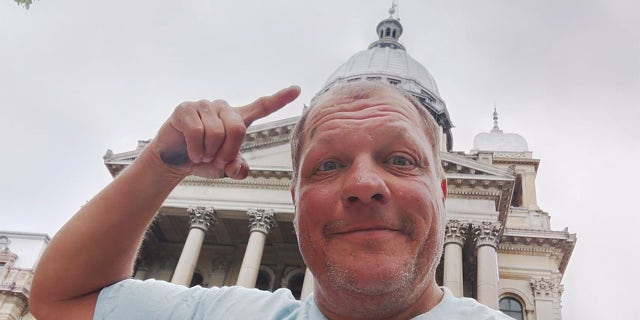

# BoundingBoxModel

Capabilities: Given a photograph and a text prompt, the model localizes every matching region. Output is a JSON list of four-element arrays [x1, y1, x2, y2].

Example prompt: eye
[[318, 160, 338, 172], [389, 155, 412, 166]]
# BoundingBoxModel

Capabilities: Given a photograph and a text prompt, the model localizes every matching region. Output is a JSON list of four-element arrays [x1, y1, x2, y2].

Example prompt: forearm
[[30, 86, 300, 319], [31, 145, 185, 316]]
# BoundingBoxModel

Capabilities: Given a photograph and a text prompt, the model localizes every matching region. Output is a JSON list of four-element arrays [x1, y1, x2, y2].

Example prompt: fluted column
[[236, 209, 276, 288], [300, 267, 315, 300], [443, 220, 468, 297], [171, 207, 216, 286], [472, 221, 501, 309]]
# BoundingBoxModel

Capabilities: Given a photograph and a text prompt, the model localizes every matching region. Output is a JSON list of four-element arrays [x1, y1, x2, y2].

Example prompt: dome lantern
[[370, 2, 405, 50]]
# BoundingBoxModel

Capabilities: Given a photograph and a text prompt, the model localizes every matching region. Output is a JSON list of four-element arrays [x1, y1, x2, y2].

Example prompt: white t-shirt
[[94, 279, 511, 320]]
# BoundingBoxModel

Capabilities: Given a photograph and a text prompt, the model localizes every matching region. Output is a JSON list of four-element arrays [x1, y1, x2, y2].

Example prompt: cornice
[[498, 242, 564, 256], [0, 231, 50, 242], [447, 190, 501, 201], [241, 118, 296, 152], [447, 181, 513, 224], [441, 152, 514, 178], [500, 228, 576, 276], [241, 135, 292, 152], [492, 157, 540, 171], [181, 171, 292, 190]]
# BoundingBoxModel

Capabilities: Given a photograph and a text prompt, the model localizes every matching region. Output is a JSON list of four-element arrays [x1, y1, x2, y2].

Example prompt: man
[[30, 81, 510, 319]]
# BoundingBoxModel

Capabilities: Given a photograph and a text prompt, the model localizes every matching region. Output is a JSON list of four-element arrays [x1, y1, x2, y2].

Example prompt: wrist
[[131, 141, 189, 186]]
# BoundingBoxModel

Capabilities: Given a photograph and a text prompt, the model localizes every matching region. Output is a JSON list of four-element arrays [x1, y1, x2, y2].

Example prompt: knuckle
[[210, 99, 229, 108], [174, 102, 192, 115], [226, 122, 246, 138], [208, 127, 225, 141], [196, 100, 213, 112], [183, 123, 204, 138]]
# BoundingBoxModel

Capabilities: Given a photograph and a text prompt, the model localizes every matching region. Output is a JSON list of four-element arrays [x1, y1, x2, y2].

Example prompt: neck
[[314, 277, 444, 320]]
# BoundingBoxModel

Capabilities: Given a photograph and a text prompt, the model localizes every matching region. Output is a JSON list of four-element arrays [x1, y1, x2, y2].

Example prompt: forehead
[[305, 87, 423, 136]]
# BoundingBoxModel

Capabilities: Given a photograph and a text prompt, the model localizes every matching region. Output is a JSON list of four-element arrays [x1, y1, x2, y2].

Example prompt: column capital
[[247, 208, 276, 234], [187, 206, 217, 231], [444, 220, 468, 246], [472, 221, 501, 249], [530, 276, 563, 299]]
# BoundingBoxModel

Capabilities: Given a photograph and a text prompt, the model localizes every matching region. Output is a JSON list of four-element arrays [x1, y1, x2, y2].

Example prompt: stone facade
[[0, 232, 49, 320]]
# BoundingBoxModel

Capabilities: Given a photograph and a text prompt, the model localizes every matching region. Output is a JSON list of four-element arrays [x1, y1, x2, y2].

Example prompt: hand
[[150, 85, 300, 179]]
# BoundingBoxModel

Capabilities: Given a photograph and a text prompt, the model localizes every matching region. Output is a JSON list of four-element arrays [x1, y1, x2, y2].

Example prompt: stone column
[[443, 220, 468, 297], [472, 221, 501, 309], [236, 209, 276, 288], [531, 277, 563, 320], [171, 207, 216, 286], [300, 267, 315, 300]]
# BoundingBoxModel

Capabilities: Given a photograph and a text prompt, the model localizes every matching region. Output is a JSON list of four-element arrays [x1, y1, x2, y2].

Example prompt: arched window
[[286, 272, 305, 300], [385, 28, 391, 37], [256, 268, 274, 291], [190, 272, 204, 287], [499, 297, 524, 320]]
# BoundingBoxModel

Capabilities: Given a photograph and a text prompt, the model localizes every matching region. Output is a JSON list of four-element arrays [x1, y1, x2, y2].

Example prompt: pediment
[[441, 152, 515, 224], [103, 142, 146, 177], [441, 152, 514, 180]]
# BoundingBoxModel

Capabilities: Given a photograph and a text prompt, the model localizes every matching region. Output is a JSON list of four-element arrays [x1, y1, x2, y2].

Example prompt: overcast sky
[[1, 0, 639, 318]]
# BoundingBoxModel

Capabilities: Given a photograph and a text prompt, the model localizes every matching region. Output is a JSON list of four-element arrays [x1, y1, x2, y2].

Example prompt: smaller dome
[[472, 109, 529, 152]]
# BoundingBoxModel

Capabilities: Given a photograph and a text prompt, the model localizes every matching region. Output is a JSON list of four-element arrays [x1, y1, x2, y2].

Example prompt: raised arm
[[30, 86, 301, 319]]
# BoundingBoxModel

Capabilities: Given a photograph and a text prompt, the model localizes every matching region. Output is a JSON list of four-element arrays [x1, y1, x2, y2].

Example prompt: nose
[[341, 158, 391, 206]]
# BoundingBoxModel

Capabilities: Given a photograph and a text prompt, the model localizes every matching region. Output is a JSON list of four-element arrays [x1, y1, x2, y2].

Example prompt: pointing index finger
[[238, 85, 301, 126]]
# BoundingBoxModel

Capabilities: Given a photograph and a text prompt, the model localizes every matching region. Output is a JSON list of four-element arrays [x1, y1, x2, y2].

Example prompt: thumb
[[224, 155, 249, 180]]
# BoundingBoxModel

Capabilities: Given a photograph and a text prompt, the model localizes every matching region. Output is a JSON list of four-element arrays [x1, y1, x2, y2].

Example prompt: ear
[[290, 186, 299, 235], [441, 179, 447, 201]]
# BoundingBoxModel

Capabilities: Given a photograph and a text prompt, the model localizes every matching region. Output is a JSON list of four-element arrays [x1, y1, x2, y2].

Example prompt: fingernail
[[235, 163, 243, 176], [202, 156, 213, 163]]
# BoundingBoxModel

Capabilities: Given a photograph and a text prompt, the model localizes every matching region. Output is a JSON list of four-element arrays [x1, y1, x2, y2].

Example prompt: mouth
[[328, 226, 404, 241], [333, 226, 399, 235]]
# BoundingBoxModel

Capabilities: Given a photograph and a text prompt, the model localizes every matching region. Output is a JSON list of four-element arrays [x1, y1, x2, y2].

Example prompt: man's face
[[292, 88, 446, 301]]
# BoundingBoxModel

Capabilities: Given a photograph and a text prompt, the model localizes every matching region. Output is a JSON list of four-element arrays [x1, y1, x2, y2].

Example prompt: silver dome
[[323, 46, 441, 101], [314, 12, 454, 151]]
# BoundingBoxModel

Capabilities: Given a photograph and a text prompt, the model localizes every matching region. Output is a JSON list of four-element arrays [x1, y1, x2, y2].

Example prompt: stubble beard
[[320, 235, 444, 318]]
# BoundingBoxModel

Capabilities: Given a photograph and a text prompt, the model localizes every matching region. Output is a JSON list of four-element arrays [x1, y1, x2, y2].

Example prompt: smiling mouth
[[328, 227, 405, 241], [334, 227, 399, 235]]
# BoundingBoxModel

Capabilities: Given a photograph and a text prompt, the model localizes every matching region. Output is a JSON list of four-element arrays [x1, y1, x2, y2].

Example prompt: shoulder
[[94, 279, 308, 320], [415, 287, 512, 320], [447, 296, 511, 319]]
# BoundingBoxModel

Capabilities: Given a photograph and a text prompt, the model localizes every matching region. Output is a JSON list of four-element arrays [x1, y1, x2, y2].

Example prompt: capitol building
[[0, 8, 575, 320]]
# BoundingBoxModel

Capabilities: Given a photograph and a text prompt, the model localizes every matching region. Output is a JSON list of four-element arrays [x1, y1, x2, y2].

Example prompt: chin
[[325, 258, 419, 296]]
